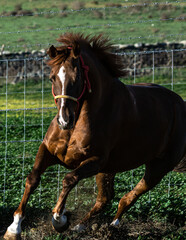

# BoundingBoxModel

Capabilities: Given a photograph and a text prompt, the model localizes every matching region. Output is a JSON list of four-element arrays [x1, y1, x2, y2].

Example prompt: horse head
[[47, 43, 90, 130]]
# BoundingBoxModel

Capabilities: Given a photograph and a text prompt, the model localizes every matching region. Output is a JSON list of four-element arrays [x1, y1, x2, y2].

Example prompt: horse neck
[[82, 52, 113, 106]]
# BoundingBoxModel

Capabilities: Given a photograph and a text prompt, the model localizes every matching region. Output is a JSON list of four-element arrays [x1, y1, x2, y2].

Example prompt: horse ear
[[71, 42, 80, 58], [47, 45, 58, 59]]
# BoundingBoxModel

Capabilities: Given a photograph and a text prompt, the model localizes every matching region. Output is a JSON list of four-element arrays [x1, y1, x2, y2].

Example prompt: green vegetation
[[0, 0, 186, 52]]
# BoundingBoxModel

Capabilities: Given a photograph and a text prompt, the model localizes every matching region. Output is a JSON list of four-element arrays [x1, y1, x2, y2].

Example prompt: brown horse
[[4, 33, 186, 239]]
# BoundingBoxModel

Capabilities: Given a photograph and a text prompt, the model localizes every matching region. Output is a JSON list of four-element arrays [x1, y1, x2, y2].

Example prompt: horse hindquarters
[[4, 143, 59, 240], [111, 99, 186, 226], [173, 101, 186, 172]]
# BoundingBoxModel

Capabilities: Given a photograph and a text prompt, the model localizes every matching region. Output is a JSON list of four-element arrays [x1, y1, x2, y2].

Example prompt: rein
[[52, 50, 92, 112]]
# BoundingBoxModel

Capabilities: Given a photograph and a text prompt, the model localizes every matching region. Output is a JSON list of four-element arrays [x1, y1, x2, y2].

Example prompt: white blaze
[[57, 66, 67, 126]]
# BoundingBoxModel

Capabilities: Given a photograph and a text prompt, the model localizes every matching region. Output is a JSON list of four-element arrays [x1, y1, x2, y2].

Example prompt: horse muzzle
[[57, 116, 74, 130]]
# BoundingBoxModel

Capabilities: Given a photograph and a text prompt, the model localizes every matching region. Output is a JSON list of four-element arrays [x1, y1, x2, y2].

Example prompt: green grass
[[0, 0, 186, 52]]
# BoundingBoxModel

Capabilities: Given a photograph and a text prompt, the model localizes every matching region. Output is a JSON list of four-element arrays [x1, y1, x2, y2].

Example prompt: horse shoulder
[[64, 132, 92, 169], [43, 116, 71, 159]]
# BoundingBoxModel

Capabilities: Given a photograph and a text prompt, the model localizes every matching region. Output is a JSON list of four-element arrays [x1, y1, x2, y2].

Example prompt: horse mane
[[49, 32, 126, 78]]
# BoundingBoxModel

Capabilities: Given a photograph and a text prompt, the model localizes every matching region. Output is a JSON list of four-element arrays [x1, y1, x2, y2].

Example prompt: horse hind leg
[[111, 157, 173, 226], [4, 143, 59, 240], [111, 176, 149, 226], [72, 172, 115, 232]]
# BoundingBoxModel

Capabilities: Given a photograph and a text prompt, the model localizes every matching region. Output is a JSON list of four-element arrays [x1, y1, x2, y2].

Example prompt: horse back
[[126, 83, 186, 142], [126, 83, 186, 124], [103, 82, 186, 172]]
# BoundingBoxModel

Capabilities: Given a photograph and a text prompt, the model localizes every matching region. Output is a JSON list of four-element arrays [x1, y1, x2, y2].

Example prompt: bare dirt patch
[[1, 207, 185, 240]]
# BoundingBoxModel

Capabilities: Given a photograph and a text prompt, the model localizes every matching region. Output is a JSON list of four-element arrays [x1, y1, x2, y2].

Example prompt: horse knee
[[97, 197, 108, 207], [96, 191, 113, 210], [62, 173, 78, 189], [103, 183, 115, 203], [26, 171, 41, 192], [96, 173, 115, 203]]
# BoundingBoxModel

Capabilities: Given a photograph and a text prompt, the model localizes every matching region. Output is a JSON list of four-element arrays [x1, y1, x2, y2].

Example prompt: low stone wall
[[0, 42, 186, 84], [115, 41, 186, 76], [0, 50, 49, 84]]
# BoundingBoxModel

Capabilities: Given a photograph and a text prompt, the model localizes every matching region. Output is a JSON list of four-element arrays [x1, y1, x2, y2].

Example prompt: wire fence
[[0, 0, 186, 211]]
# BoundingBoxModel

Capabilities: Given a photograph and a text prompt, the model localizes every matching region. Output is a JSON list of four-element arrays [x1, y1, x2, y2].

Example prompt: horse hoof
[[71, 223, 86, 232], [110, 218, 120, 227], [52, 213, 68, 233], [3, 230, 21, 240]]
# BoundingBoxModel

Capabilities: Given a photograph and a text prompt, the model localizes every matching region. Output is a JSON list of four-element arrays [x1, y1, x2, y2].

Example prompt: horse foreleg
[[111, 177, 149, 226], [4, 142, 58, 240], [78, 173, 115, 226], [52, 157, 100, 233]]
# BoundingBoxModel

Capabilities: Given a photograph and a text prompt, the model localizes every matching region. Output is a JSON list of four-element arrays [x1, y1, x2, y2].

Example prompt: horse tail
[[173, 154, 186, 172], [173, 101, 186, 173]]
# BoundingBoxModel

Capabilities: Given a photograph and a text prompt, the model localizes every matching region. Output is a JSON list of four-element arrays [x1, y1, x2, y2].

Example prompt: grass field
[[0, 0, 186, 52]]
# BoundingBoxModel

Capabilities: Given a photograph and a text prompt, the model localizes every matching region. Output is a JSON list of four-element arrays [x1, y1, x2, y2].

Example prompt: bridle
[[52, 49, 92, 113]]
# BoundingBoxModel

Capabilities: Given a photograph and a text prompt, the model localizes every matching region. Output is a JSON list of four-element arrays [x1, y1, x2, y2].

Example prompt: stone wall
[[0, 50, 49, 84], [115, 41, 186, 76], [0, 42, 186, 84]]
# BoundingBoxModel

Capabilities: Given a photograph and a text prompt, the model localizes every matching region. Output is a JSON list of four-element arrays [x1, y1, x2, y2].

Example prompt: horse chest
[[46, 139, 67, 159], [47, 139, 89, 169]]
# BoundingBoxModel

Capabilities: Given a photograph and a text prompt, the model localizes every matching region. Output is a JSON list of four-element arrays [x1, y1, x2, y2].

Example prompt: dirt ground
[[56, 212, 185, 240], [1, 208, 185, 240]]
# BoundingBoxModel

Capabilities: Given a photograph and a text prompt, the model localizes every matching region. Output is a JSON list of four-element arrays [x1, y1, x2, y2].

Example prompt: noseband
[[52, 51, 92, 112]]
